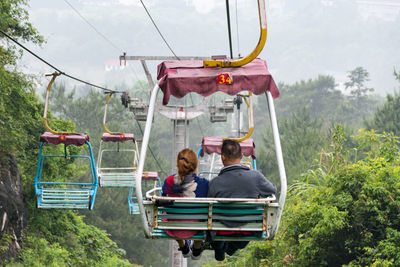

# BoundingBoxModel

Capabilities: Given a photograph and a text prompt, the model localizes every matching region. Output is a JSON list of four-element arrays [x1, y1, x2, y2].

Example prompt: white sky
[[21, 0, 400, 95]]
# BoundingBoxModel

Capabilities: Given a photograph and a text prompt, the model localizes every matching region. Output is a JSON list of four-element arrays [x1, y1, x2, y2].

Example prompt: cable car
[[34, 73, 98, 209]]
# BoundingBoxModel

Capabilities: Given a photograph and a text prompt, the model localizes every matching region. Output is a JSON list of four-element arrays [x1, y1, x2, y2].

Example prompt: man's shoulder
[[250, 170, 269, 181], [208, 174, 223, 186]]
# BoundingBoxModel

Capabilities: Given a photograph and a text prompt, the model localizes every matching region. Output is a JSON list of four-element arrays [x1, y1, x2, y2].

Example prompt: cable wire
[[0, 29, 121, 93], [139, 0, 180, 60], [60, 1, 167, 175], [136, 120, 167, 176], [61, 0, 150, 95], [189, 94, 205, 137], [63, 0, 123, 53]]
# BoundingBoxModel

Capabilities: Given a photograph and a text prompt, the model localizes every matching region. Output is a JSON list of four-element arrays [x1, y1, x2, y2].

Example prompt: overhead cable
[[189, 94, 205, 137], [139, 0, 180, 60], [62, 0, 149, 95], [62, 0, 124, 53], [61, 1, 166, 175], [136, 120, 167, 176], [0, 29, 121, 93], [225, 0, 233, 59], [235, 0, 241, 57]]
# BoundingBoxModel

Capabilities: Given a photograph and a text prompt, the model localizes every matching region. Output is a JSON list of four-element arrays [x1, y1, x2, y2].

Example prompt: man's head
[[221, 139, 243, 166]]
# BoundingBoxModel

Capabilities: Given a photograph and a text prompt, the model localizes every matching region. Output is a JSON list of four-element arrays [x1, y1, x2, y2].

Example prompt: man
[[207, 139, 277, 261]]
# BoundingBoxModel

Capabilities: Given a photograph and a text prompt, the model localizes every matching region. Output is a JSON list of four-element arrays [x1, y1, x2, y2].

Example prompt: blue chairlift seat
[[34, 132, 98, 209], [128, 172, 161, 215]]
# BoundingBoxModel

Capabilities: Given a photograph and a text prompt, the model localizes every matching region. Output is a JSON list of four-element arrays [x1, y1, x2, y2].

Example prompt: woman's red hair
[[176, 148, 198, 181]]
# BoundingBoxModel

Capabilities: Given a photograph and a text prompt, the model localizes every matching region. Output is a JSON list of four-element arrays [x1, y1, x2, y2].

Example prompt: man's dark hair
[[221, 139, 242, 161]]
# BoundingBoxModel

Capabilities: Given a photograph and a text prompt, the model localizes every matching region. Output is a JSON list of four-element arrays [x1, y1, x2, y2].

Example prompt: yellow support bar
[[43, 73, 75, 135], [223, 92, 254, 142], [103, 93, 123, 135], [203, 0, 267, 68]]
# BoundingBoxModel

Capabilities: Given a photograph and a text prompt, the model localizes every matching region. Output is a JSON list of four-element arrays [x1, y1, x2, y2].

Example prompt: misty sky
[[21, 0, 400, 95]]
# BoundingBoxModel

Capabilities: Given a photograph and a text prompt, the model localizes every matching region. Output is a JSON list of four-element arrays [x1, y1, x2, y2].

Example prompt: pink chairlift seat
[[40, 132, 89, 146]]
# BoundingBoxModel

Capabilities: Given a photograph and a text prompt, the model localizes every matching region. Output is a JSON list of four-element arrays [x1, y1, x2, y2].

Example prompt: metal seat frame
[[135, 84, 287, 240], [97, 141, 139, 187], [128, 177, 161, 215], [34, 140, 98, 209], [144, 188, 279, 241]]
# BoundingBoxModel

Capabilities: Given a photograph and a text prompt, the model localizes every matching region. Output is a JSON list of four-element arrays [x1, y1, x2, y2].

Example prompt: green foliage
[[6, 212, 132, 266], [257, 107, 329, 185], [0, 0, 44, 61], [269, 73, 381, 129], [1, 2, 134, 265], [274, 75, 343, 120], [0, 234, 13, 254], [48, 82, 170, 266], [227, 129, 400, 266]]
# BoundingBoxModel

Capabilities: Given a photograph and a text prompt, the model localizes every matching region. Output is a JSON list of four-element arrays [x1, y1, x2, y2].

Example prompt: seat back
[[34, 139, 98, 210], [144, 190, 278, 241], [97, 138, 139, 187]]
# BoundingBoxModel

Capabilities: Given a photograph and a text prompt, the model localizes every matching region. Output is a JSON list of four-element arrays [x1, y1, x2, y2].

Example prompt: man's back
[[207, 164, 276, 198]]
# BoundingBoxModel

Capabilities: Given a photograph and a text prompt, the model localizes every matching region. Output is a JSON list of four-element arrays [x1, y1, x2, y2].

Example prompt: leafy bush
[[222, 129, 400, 266]]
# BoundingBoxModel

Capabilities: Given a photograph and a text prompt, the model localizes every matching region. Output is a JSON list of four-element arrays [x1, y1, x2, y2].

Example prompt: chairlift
[[197, 137, 257, 177], [96, 93, 140, 187], [135, 58, 286, 241], [34, 73, 98, 209], [128, 171, 161, 215]]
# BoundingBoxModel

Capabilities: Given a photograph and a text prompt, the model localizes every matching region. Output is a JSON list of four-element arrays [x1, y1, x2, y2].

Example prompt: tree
[[366, 69, 400, 136], [344, 66, 374, 98], [1, 1, 133, 265], [218, 129, 400, 266], [394, 68, 400, 84], [0, 0, 44, 153], [257, 107, 329, 186]]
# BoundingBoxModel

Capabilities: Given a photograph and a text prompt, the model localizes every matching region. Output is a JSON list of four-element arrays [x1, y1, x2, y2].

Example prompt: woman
[[162, 148, 209, 260]]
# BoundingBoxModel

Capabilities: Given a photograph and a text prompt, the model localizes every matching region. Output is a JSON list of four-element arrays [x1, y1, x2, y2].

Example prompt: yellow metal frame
[[203, 0, 267, 68], [43, 72, 75, 135], [103, 93, 123, 135], [224, 92, 254, 142]]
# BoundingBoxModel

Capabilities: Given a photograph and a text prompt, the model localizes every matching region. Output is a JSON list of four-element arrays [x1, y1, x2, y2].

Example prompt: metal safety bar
[[224, 92, 254, 142], [103, 93, 123, 135], [266, 91, 287, 236], [43, 72, 77, 135], [203, 0, 267, 68]]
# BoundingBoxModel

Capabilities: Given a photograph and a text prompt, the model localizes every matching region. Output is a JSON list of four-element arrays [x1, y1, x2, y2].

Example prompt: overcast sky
[[21, 0, 400, 95]]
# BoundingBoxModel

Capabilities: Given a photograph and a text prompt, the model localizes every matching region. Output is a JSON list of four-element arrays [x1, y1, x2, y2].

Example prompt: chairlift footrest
[[37, 188, 92, 209]]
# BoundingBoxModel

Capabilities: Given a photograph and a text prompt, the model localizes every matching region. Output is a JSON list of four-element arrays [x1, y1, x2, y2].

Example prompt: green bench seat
[[143, 194, 279, 241]]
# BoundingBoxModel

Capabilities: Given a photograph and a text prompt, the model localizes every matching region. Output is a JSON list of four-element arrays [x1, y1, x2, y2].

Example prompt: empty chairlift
[[128, 171, 161, 215], [34, 73, 98, 209], [197, 136, 257, 179], [97, 93, 139, 187]]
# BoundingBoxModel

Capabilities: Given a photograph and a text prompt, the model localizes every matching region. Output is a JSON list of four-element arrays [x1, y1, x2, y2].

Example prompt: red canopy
[[157, 58, 279, 105], [200, 137, 256, 158], [40, 132, 89, 146], [101, 133, 135, 143]]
